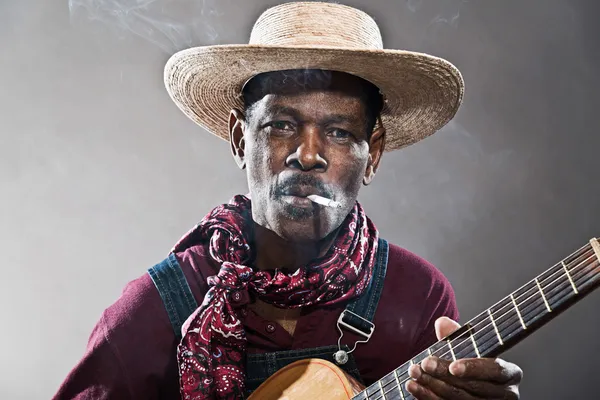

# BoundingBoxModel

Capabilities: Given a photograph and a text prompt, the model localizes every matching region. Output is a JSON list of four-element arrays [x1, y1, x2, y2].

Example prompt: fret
[[535, 277, 552, 312], [538, 265, 571, 307], [400, 380, 412, 400], [389, 366, 412, 400], [487, 308, 504, 345], [548, 248, 596, 306], [488, 295, 517, 330], [378, 380, 386, 400], [411, 352, 428, 364], [393, 370, 405, 400], [446, 340, 456, 361], [394, 362, 410, 378], [509, 293, 526, 329], [469, 329, 481, 358], [428, 340, 453, 361], [463, 309, 501, 358], [365, 381, 383, 398], [566, 246, 599, 290], [524, 261, 587, 331], [378, 372, 401, 400], [510, 279, 553, 334], [432, 341, 455, 362], [445, 323, 480, 360], [562, 261, 579, 294]]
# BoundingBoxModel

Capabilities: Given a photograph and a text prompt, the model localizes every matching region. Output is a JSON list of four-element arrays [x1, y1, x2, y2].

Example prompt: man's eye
[[329, 129, 352, 139], [268, 121, 294, 131]]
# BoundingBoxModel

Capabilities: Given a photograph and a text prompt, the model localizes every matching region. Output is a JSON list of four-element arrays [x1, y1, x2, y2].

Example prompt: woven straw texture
[[164, 2, 465, 151]]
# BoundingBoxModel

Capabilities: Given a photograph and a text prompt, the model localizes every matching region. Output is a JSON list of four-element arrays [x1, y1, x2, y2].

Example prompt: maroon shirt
[[53, 242, 459, 399]]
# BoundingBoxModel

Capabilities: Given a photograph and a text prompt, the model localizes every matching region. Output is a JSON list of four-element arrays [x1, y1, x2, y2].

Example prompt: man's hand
[[405, 317, 523, 399]]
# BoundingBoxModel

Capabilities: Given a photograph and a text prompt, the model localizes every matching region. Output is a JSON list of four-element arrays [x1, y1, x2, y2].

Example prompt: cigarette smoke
[[68, 0, 221, 53]]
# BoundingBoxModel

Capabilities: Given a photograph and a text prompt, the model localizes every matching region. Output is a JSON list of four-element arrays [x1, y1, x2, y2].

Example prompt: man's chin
[[281, 203, 315, 221], [273, 206, 333, 242]]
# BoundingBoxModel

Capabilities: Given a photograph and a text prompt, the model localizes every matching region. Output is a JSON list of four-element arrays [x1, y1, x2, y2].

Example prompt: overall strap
[[342, 237, 389, 334], [147, 253, 198, 339]]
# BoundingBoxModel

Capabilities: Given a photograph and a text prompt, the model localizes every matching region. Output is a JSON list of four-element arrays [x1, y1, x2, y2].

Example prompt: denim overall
[[148, 238, 389, 396]]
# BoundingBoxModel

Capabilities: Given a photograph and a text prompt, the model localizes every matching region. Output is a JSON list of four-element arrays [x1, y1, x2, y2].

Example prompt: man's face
[[229, 72, 385, 242]]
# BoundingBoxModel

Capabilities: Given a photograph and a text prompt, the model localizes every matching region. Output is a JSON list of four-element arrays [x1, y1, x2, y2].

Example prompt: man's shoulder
[[385, 241, 453, 289], [101, 267, 173, 335], [383, 240, 457, 316], [104, 246, 214, 330]]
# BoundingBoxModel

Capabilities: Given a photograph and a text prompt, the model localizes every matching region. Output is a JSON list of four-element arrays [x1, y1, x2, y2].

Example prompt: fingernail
[[405, 380, 418, 393], [408, 365, 421, 380], [422, 357, 437, 373], [450, 362, 465, 376]]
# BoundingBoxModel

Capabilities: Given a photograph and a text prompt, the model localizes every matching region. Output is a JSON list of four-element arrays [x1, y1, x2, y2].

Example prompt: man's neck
[[252, 223, 337, 271]]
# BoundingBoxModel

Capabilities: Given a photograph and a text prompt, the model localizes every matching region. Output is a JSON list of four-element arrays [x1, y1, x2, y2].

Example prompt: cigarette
[[307, 194, 342, 208]]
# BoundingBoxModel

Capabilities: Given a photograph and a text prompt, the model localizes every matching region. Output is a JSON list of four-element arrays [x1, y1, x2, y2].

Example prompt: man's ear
[[229, 109, 246, 170], [363, 120, 386, 185]]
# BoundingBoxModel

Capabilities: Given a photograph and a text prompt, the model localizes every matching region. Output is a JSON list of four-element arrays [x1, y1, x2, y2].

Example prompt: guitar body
[[247, 358, 365, 400]]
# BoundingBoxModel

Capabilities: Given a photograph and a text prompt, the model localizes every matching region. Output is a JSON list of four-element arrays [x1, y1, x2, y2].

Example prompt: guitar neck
[[353, 238, 600, 400]]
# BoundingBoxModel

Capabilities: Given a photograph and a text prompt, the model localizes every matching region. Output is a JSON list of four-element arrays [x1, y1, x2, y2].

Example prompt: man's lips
[[277, 185, 334, 208], [279, 185, 330, 198], [280, 195, 314, 207]]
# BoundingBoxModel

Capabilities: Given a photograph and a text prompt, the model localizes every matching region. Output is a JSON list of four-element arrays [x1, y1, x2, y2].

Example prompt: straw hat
[[164, 1, 464, 151]]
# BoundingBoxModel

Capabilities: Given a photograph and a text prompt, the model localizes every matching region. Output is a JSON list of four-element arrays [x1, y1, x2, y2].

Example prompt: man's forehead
[[258, 91, 365, 116]]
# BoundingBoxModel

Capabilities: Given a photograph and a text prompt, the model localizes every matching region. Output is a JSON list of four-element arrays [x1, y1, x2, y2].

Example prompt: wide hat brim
[[164, 44, 464, 151]]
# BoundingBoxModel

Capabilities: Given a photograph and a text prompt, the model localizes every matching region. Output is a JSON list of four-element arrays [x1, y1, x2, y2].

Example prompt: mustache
[[275, 174, 334, 198]]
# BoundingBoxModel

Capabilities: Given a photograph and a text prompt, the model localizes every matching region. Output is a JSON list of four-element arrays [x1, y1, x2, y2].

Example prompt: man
[[54, 2, 522, 399]]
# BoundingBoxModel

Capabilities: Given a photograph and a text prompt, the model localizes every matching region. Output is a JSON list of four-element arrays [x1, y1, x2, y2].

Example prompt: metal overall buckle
[[333, 309, 375, 365]]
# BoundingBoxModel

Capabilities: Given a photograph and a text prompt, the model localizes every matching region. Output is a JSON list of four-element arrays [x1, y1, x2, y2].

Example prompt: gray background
[[1, 0, 598, 399]]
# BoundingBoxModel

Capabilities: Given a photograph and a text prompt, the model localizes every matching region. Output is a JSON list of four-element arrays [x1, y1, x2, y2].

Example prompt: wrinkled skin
[[229, 89, 384, 243]]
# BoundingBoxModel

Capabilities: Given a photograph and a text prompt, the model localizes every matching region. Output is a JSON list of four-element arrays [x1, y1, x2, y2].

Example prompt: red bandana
[[174, 195, 378, 399]]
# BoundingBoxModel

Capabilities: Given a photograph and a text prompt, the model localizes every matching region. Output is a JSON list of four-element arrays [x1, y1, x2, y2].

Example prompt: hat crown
[[249, 2, 383, 50]]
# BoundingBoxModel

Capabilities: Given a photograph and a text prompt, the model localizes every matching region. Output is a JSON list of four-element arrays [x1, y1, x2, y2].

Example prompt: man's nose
[[285, 126, 328, 172]]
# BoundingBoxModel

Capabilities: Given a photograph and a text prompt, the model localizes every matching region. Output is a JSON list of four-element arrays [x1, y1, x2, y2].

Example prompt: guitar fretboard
[[352, 238, 600, 400]]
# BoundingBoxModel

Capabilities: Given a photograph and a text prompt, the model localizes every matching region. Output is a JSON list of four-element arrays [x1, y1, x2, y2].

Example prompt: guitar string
[[369, 253, 598, 400], [363, 249, 597, 400], [455, 258, 598, 361], [368, 253, 598, 400], [395, 272, 580, 400], [465, 259, 597, 357], [354, 243, 593, 399], [434, 251, 598, 361]]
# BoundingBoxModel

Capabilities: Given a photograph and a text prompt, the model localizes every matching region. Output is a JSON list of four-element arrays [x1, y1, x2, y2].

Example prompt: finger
[[449, 357, 524, 385], [435, 316, 461, 340], [417, 359, 507, 398], [504, 384, 520, 400], [421, 356, 451, 377], [408, 364, 482, 400], [405, 378, 442, 400]]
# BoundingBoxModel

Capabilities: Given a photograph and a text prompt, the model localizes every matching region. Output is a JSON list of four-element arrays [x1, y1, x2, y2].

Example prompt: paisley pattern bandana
[[174, 195, 379, 399]]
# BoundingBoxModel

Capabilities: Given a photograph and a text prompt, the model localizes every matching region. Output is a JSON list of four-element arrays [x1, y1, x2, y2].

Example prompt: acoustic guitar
[[248, 237, 600, 400]]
